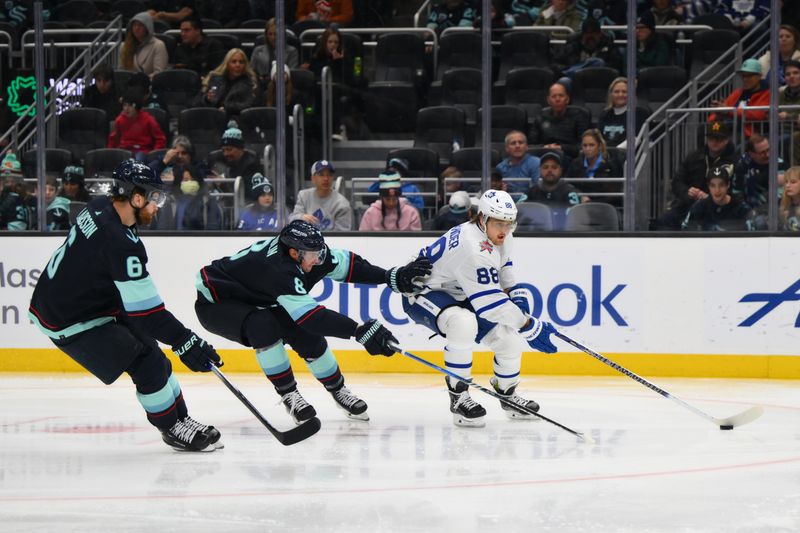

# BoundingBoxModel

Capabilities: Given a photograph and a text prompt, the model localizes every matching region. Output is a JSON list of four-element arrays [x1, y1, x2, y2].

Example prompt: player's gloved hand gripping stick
[[355, 319, 398, 357], [173, 331, 221, 372], [386, 257, 433, 294]]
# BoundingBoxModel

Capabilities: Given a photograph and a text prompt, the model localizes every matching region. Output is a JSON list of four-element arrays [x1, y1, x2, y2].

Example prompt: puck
[[719, 425, 733, 430]]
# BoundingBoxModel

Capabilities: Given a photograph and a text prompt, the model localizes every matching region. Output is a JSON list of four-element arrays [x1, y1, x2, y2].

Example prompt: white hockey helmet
[[477, 189, 517, 223]]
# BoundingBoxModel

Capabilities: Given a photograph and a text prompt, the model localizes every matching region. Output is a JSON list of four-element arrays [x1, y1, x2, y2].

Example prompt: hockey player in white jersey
[[403, 189, 557, 427]]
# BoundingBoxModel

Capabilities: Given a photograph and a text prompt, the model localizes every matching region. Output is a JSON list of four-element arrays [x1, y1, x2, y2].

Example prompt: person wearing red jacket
[[709, 58, 770, 139], [107, 88, 167, 159]]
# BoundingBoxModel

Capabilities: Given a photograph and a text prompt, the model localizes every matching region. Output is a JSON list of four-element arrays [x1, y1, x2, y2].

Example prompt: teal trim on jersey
[[114, 277, 163, 312], [28, 312, 115, 339], [305, 347, 338, 379], [277, 294, 318, 321], [326, 248, 351, 282], [195, 271, 214, 303], [255, 342, 291, 375], [168, 373, 181, 399], [136, 381, 175, 414]]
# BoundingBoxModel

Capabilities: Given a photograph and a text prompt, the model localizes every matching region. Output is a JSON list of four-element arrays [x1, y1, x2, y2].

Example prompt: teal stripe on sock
[[168, 374, 181, 399], [256, 342, 291, 375], [306, 348, 338, 379], [136, 381, 175, 414]]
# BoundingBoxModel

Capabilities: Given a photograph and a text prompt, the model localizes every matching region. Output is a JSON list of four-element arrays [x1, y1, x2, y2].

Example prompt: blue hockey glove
[[520, 317, 557, 354], [386, 257, 432, 294], [355, 319, 398, 357], [173, 332, 222, 372], [509, 285, 530, 316]]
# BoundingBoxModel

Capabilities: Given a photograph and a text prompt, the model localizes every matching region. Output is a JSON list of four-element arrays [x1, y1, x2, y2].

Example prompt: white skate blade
[[169, 441, 223, 453], [344, 410, 370, 421], [503, 409, 538, 420], [453, 413, 486, 427]]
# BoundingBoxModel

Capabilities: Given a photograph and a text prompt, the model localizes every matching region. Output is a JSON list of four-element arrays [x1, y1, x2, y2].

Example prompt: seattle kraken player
[[403, 190, 558, 427], [195, 220, 431, 423], [29, 160, 223, 452]]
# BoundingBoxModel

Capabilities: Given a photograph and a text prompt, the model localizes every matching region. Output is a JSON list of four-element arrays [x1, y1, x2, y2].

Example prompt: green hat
[[378, 171, 402, 196], [1, 152, 22, 176], [738, 58, 762, 75]]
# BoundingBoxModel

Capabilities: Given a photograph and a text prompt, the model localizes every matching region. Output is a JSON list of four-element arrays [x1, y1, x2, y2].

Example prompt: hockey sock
[[492, 355, 521, 392], [166, 373, 188, 419], [304, 347, 344, 391], [444, 344, 472, 388], [256, 342, 297, 395], [136, 374, 181, 429]]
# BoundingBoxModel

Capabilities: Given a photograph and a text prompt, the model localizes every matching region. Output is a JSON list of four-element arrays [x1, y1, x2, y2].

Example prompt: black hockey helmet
[[279, 220, 327, 264], [111, 159, 167, 207]]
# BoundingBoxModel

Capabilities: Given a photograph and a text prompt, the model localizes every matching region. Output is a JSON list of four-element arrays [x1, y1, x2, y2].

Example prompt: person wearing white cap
[[432, 190, 472, 231], [358, 172, 422, 231], [290, 159, 353, 231], [709, 58, 770, 139]]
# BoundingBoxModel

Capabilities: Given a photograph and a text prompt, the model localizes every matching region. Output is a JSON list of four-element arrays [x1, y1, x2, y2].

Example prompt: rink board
[[1, 234, 798, 377]]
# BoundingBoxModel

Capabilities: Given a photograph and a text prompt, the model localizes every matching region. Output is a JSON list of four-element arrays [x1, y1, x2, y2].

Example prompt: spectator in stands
[[567, 128, 621, 203], [196, 48, 257, 117], [147, 1, 195, 27], [597, 77, 647, 148], [204, 0, 252, 28], [529, 82, 591, 159], [709, 58, 770, 139], [107, 88, 167, 158], [366, 157, 424, 210], [152, 162, 222, 230], [779, 60, 800, 166], [779, 166, 800, 231], [681, 165, 752, 231], [438, 165, 465, 207], [495, 130, 540, 193], [426, 0, 476, 35], [45, 177, 70, 231], [732, 134, 787, 228], [302, 27, 347, 82], [758, 24, 800, 85], [715, 0, 769, 32], [359, 172, 422, 231], [573, 0, 627, 25], [81, 64, 121, 122], [206, 124, 261, 200], [126, 72, 167, 113], [236, 173, 279, 231], [533, 0, 582, 36], [660, 120, 737, 229], [627, 11, 672, 71], [251, 18, 300, 88], [173, 16, 225, 76], [433, 190, 473, 231], [296, 0, 354, 25], [119, 12, 168, 78], [59, 165, 91, 203], [0, 152, 30, 231], [290, 159, 353, 231], [674, 0, 714, 23], [473, 0, 515, 34], [554, 16, 623, 77], [649, 0, 682, 25], [521, 151, 584, 229], [265, 62, 294, 108], [149, 135, 195, 183]]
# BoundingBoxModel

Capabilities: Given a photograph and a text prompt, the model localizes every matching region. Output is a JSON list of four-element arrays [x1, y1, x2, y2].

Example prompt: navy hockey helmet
[[279, 220, 327, 264], [111, 159, 167, 207]]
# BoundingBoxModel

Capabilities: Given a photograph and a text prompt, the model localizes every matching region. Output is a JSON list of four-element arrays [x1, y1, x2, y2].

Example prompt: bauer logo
[[738, 279, 800, 327]]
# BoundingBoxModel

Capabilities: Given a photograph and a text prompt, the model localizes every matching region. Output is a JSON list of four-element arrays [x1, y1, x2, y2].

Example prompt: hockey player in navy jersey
[[403, 189, 558, 427], [29, 160, 223, 452], [194, 220, 432, 423]]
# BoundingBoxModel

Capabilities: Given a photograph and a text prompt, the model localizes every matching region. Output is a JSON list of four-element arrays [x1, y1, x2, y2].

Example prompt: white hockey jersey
[[417, 221, 527, 330]]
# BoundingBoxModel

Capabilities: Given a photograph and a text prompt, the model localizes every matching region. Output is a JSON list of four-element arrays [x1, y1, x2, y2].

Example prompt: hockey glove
[[386, 257, 432, 294], [173, 332, 222, 372], [355, 319, 398, 357], [509, 285, 531, 316], [520, 318, 557, 354]]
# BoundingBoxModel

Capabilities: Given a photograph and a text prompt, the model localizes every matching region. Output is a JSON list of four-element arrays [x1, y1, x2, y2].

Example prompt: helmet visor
[[298, 245, 327, 266]]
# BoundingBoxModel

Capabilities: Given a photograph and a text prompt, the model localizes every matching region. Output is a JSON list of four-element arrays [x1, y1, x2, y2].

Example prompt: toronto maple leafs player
[[403, 189, 558, 427], [28, 160, 223, 452]]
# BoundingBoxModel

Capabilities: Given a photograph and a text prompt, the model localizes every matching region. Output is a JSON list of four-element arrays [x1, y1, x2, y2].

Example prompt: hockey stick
[[210, 365, 322, 446], [553, 331, 764, 430], [390, 343, 594, 444]]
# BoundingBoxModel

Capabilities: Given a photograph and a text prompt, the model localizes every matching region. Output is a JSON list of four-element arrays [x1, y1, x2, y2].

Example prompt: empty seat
[[637, 66, 688, 111], [56, 107, 109, 163], [110, 0, 146, 21], [114, 69, 135, 90], [414, 106, 467, 166], [385, 147, 440, 178], [504, 67, 554, 126], [497, 31, 551, 81], [374, 32, 426, 86], [151, 69, 201, 119], [516, 202, 554, 231], [570, 66, 619, 122], [144, 107, 170, 140], [21, 148, 74, 179], [450, 147, 501, 177], [54, 0, 98, 25], [238, 106, 279, 155], [565, 202, 619, 231], [476, 105, 528, 152], [178, 108, 228, 161], [212, 34, 242, 55], [441, 68, 482, 127], [435, 31, 482, 81], [689, 29, 740, 80], [364, 82, 419, 136], [84, 148, 133, 179], [690, 14, 736, 31]]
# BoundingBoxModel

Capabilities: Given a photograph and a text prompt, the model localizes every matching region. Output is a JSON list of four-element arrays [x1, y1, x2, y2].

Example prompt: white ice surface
[[0, 373, 798, 532]]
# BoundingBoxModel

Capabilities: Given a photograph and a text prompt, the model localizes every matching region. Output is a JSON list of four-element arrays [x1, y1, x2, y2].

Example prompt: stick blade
[[715, 405, 764, 429], [276, 416, 322, 446]]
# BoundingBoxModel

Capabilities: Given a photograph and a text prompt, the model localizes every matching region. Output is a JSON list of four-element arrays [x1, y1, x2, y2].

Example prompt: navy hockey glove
[[520, 318, 557, 354], [355, 319, 398, 357], [173, 332, 222, 372], [386, 257, 432, 294], [509, 285, 531, 316]]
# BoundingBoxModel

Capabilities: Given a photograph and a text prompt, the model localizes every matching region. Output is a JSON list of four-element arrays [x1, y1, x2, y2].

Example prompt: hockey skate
[[281, 389, 317, 425], [330, 386, 369, 421], [447, 378, 486, 427], [161, 416, 223, 452], [490, 377, 540, 420]]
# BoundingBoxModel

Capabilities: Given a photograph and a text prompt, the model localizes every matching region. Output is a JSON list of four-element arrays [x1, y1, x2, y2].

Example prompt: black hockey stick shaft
[[210, 365, 321, 446], [390, 344, 593, 443], [554, 331, 763, 428]]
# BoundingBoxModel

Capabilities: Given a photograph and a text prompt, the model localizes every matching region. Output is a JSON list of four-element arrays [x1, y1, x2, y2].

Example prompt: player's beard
[[135, 207, 155, 226]]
